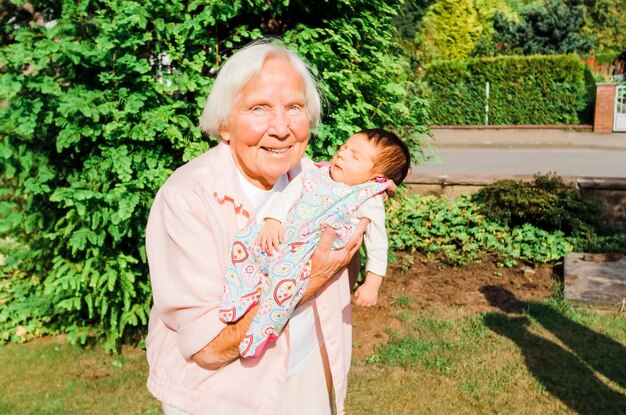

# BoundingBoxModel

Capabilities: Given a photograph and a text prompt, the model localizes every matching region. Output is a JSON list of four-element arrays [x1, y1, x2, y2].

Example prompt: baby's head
[[330, 129, 411, 186]]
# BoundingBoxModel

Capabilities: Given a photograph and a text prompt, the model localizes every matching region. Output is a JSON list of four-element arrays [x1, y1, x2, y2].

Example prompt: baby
[[219, 128, 411, 358]]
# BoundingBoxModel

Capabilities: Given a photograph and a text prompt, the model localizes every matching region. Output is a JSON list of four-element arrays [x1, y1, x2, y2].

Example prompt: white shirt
[[236, 170, 318, 376]]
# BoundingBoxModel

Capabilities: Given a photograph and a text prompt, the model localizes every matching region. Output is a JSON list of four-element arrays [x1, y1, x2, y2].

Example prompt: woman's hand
[[191, 304, 258, 370], [192, 218, 369, 368], [383, 179, 397, 201], [300, 218, 369, 303]]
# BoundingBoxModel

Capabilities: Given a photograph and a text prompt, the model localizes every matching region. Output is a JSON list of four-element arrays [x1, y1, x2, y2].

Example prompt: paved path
[[414, 148, 626, 178], [413, 128, 626, 179]]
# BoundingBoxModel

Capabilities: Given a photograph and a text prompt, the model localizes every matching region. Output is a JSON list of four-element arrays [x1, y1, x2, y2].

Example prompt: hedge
[[423, 54, 595, 125]]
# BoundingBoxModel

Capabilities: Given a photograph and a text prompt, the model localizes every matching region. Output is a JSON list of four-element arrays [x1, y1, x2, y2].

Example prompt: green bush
[[492, 0, 593, 56], [0, 0, 427, 349], [424, 54, 594, 125], [590, 51, 621, 65], [386, 191, 573, 267], [413, 0, 483, 63], [471, 174, 601, 236], [573, 232, 626, 255]]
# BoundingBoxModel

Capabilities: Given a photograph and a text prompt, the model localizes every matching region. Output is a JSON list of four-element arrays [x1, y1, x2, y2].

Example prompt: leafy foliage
[[423, 54, 594, 125], [471, 174, 601, 236], [470, 0, 518, 58], [386, 191, 573, 267], [0, 0, 427, 349], [582, 0, 626, 52], [282, 4, 430, 160], [492, 0, 594, 55], [393, 0, 435, 40], [413, 0, 483, 63], [572, 232, 626, 255], [397, 0, 619, 60]]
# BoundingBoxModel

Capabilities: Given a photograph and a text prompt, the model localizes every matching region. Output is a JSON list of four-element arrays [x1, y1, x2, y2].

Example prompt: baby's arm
[[256, 175, 304, 254], [354, 195, 388, 307]]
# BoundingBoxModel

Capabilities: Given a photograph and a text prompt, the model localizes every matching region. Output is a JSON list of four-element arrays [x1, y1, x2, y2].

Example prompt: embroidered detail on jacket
[[213, 192, 250, 219]]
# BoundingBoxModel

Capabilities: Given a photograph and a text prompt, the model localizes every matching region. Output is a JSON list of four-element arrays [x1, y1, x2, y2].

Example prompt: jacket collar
[[210, 141, 305, 221]]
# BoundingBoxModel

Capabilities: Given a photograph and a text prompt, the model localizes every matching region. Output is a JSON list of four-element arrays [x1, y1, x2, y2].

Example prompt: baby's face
[[330, 133, 380, 186]]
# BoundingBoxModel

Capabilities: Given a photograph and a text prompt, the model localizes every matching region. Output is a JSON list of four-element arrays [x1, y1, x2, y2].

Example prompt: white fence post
[[485, 81, 490, 125]]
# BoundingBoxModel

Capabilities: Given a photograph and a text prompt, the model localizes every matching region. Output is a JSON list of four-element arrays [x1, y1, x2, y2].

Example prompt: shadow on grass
[[481, 285, 626, 415]]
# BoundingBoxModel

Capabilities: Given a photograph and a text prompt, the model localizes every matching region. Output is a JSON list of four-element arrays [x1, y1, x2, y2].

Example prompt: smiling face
[[330, 133, 383, 186], [220, 56, 311, 190]]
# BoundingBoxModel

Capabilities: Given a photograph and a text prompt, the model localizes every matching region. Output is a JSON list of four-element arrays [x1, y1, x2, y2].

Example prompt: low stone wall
[[405, 173, 626, 228]]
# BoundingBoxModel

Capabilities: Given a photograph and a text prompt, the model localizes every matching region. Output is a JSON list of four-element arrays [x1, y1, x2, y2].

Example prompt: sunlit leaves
[[386, 191, 574, 267]]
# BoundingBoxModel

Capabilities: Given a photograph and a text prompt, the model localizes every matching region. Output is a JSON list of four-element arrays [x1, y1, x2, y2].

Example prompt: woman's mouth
[[262, 146, 291, 154]]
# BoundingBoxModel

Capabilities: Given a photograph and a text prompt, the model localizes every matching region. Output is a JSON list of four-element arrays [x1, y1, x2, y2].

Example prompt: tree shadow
[[480, 285, 626, 415]]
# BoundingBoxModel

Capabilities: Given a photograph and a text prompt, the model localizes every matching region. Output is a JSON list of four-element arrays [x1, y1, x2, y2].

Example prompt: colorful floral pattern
[[219, 166, 388, 358]]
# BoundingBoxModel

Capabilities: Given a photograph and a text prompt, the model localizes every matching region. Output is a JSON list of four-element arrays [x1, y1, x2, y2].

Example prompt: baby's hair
[[357, 128, 411, 185]]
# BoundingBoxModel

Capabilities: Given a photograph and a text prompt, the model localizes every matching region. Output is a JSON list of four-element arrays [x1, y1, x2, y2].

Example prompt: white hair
[[199, 39, 322, 137]]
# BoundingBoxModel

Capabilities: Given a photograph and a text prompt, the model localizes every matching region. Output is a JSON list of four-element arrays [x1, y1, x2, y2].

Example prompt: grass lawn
[[0, 336, 159, 414], [1, 300, 624, 414], [347, 300, 626, 414]]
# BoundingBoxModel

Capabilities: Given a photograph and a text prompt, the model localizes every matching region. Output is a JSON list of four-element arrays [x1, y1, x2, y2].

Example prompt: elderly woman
[[145, 41, 367, 415]]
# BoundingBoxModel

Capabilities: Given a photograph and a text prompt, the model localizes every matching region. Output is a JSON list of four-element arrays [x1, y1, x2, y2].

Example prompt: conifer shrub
[[471, 174, 601, 236]]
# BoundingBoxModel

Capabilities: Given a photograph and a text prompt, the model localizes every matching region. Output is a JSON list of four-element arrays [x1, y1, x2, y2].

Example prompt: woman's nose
[[268, 109, 290, 138]]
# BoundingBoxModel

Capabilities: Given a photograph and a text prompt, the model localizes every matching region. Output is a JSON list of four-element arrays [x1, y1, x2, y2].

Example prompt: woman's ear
[[219, 126, 230, 143]]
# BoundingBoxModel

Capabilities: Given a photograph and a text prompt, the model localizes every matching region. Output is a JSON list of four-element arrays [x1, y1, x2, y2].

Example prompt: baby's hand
[[354, 272, 383, 307], [354, 284, 379, 307], [257, 218, 284, 254]]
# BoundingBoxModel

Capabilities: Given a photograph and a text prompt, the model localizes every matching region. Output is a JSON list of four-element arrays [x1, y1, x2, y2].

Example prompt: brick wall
[[594, 83, 617, 133]]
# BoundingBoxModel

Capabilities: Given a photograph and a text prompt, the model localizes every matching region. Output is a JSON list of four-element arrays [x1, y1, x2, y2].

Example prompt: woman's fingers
[[316, 226, 336, 254], [345, 218, 368, 258], [385, 180, 397, 198]]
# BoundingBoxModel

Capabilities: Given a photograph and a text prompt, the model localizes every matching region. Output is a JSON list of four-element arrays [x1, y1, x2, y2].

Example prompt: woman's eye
[[251, 106, 266, 112], [287, 105, 304, 115]]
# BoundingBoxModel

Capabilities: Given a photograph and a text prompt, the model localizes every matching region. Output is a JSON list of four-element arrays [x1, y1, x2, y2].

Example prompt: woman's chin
[[260, 161, 296, 183]]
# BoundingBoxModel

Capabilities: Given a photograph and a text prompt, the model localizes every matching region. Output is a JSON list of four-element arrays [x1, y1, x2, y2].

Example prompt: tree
[[393, 0, 435, 39], [414, 0, 483, 63], [0, 0, 427, 349], [471, 0, 517, 57], [582, 0, 626, 52], [493, 0, 594, 55]]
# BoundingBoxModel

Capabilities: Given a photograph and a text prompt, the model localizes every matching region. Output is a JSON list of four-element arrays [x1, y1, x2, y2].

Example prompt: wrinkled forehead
[[236, 57, 306, 104]]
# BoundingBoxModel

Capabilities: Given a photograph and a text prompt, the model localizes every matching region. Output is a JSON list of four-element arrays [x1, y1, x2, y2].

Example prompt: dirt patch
[[351, 253, 558, 359]]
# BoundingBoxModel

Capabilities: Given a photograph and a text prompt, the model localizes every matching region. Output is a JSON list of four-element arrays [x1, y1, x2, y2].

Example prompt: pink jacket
[[145, 142, 353, 415]]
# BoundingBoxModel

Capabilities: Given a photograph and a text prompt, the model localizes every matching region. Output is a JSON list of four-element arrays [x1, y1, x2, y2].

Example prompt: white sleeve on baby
[[356, 195, 387, 277], [264, 174, 304, 223]]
